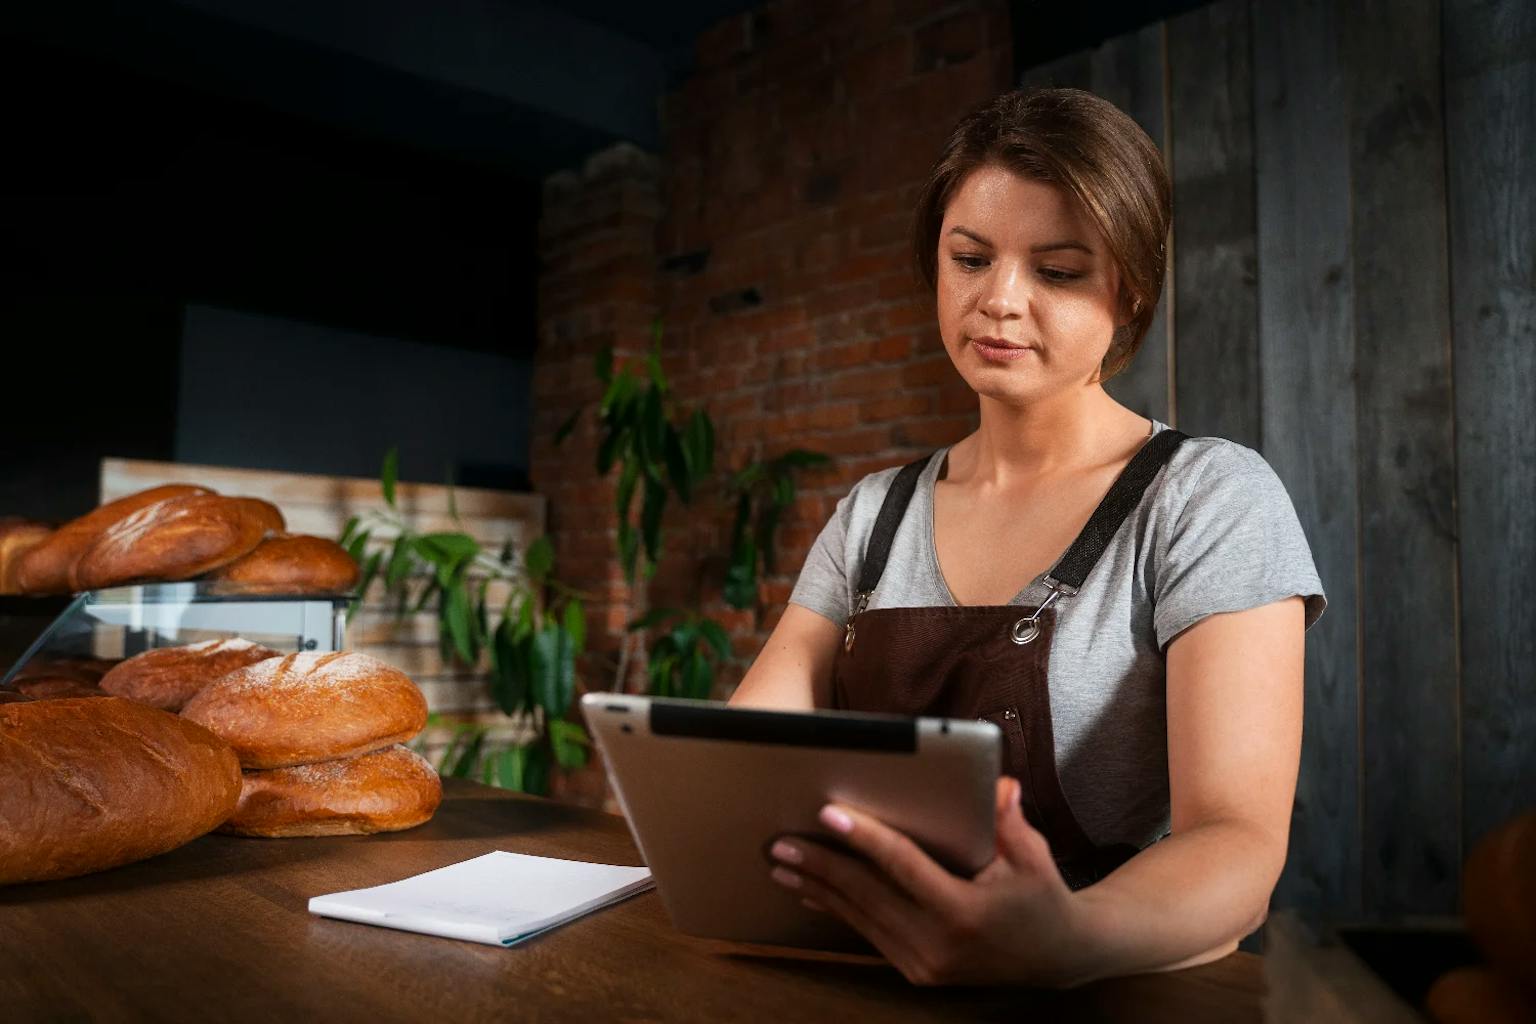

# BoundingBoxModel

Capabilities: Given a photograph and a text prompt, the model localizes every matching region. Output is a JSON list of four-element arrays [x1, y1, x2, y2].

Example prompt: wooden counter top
[[1, 778, 1262, 1022]]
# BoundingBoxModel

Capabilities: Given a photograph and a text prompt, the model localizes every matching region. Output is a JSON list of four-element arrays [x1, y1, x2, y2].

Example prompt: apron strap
[[855, 455, 931, 597], [1047, 428, 1189, 591], [856, 429, 1191, 601]]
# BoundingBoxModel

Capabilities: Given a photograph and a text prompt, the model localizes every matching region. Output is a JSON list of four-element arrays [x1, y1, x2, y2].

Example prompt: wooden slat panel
[[1344, 0, 1462, 915], [1252, 0, 1362, 915], [1089, 23, 1173, 424], [1443, 0, 1536, 847], [1168, 0, 1261, 447]]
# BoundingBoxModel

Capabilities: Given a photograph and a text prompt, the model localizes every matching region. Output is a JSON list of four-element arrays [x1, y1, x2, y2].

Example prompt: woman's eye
[[951, 254, 988, 271], [1040, 267, 1083, 282]]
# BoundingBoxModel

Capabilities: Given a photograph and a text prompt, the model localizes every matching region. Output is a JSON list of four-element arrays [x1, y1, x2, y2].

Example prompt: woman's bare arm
[[728, 604, 843, 711]]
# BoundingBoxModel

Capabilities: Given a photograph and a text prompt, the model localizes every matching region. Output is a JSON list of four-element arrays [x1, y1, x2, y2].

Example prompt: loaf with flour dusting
[[99, 638, 282, 712], [14, 484, 214, 595], [72, 495, 284, 591], [220, 744, 442, 837], [0, 697, 241, 884], [180, 651, 428, 769]]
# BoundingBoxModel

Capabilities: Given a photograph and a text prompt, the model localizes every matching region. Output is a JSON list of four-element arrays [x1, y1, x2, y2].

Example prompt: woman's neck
[[952, 385, 1147, 486]]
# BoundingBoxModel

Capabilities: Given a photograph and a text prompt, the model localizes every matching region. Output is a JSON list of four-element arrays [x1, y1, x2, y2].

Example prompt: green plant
[[559, 322, 831, 700], [341, 450, 590, 795], [723, 449, 832, 610]]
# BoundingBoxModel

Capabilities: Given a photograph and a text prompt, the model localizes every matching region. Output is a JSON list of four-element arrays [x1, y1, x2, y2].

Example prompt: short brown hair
[[912, 87, 1171, 381]]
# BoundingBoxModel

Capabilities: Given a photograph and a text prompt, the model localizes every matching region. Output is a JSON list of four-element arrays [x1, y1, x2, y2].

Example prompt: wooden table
[[1, 779, 1263, 1022]]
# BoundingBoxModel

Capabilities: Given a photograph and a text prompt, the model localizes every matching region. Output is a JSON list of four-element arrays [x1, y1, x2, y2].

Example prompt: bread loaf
[[203, 533, 360, 594], [72, 495, 285, 591], [13, 677, 107, 700], [14, 485, 214, 595], [180, 651, 428, 769], [10, 655, 118, 685], [0, 697, 241, 884], [99, 638, 282, 712], [0, 690, 34, 704], [220, 744, 441, 837], [0, 519, 52, 595]]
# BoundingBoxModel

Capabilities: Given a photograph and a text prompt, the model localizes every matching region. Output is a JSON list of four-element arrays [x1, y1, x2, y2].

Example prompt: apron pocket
[[978, 706, 1045, 831]]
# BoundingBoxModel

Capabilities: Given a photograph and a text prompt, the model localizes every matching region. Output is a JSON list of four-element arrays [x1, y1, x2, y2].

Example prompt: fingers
[[813, 802, 966, 908], [992, 775, 1062, 878], [769, 858, 926, 971]]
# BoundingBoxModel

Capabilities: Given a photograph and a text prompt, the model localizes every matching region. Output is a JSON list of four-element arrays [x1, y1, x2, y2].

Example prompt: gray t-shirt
[[788, 423, 1326, 850]]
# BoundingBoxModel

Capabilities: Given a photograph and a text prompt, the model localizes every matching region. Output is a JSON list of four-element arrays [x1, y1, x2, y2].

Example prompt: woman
[[729, 87, 1325, 987]]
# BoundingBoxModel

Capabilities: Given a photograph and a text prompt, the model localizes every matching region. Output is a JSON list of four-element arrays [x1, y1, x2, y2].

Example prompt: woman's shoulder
[[1159, 431, 1293, 511], [834, 450, 947, 516]]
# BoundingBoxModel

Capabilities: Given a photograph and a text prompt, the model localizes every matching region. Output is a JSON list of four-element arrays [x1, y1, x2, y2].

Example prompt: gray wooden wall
[[1022, 0, 1534, 920]]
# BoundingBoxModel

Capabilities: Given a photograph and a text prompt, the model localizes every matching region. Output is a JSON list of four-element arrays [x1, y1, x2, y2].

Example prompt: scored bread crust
[[14, 485, 214, 595], [72, 495, 285, 591], [203, 533, 361, 595], [219, 744, 442, 837], [0, 697, 242, 884], [99, 638, 283, 712], [0, 520, 52, 595], [180, 651, 428, 769]]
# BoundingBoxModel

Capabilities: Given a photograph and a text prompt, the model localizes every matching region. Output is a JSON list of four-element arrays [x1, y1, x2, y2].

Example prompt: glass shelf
[[0, 581, 349, 687]]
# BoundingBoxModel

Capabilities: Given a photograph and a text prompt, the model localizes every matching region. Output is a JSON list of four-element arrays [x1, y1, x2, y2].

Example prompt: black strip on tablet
[[649, 704, 917, 753]]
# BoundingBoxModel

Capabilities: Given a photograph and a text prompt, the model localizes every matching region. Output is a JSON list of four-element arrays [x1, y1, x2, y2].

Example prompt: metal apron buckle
[[1010, 576, 1078, 645]]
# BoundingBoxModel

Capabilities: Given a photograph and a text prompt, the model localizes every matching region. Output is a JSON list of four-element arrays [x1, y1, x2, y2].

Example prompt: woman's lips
[[970, 337, 1035, 363]]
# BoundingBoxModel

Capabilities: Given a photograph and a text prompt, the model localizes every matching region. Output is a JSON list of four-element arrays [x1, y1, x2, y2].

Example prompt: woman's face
[[936, 164, 1126, 408]]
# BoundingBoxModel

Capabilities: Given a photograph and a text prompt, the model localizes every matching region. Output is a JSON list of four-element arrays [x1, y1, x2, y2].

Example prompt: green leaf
[[596, 426, 624, 476], [594, 345, 614, 385], [381, 448, 399, 507], [524, 535, 555, 581], [554, 407, 583, 445], [627, 606, 681, 632], [385, 534, 413, 588], [757, 499, 783, 575], [530, 623, 558, 713], [524, 743, 552, 797], [443, 585, 476, 664], [683, 650, 712, 700], [731, 461, 766, 491], [685, 410, 715, 478], [723, 535, 757, 610], [664, 427, 692, 504], [615, 458, 640, 521], [646, 346, 665, 391], [411, 578, 440, 614], [698, 618, 732, 660], [773, 474, 795, 507], [491, 619, 530, 713], [775, 449, 832, 469], [545, 622, 577, 716], [548, 718, 590, 771], [640, 475, 666, 565], [617, 520, 639, 584], [497, 747, 526, 791], [449, 728, 485, 778], [417, 532, 481, 562], [339, 515, 360, 548], [563, 598, 587, 655], [344, 528, 371, 564], [639, 387, 665, 470]]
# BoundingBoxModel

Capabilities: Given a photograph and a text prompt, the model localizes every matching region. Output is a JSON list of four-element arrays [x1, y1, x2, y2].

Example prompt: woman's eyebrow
[[947, 225, 1093, 255]]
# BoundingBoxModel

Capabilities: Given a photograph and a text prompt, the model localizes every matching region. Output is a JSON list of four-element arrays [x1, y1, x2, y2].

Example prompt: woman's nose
[[977, 262, 1028, 319]]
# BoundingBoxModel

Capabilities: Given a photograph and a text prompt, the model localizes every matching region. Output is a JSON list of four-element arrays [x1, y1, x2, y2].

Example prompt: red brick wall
[[533, 1, 1013, 696]]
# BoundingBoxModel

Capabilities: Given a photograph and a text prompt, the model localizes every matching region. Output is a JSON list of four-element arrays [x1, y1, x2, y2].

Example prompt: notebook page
[[308, 851, 653, 947]]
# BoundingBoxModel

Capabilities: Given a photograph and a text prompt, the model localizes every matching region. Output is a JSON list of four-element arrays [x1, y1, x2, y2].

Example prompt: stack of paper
[[308, 851, 654, 947]]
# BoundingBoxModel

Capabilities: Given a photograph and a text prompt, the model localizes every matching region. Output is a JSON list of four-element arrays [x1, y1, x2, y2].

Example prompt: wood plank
[[0, 778, 1266, 1023], [101, 458, 545, 523], [1167, 0, 1261, 447], [1443, 0, 1536, 847], [1252, 0, 1362, 916], [1089, 23, 1173, 424], [1343, 0, 1462, 916]]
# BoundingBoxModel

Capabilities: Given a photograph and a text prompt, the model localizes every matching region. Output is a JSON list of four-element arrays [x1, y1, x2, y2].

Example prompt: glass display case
[[0, 581, 348, 689]]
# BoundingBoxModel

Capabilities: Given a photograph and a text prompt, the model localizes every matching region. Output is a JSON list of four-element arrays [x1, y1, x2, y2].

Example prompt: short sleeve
[[788, 492, 855, 626], [1152, 445, 1327, 648]]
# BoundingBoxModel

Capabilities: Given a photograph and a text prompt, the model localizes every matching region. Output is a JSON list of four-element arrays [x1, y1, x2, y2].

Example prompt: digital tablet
[[581, 693, 1001, 951]]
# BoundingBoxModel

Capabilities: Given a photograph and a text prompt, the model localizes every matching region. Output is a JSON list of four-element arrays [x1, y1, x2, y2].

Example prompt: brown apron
[[833, 429, 1189, 890]]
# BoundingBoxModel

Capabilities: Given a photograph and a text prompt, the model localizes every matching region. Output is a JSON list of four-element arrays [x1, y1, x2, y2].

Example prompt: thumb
[[995, 776, 1055, 872]]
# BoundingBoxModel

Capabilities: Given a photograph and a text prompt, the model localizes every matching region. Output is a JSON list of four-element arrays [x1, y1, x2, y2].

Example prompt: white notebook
[[308, 851, 654, 947]]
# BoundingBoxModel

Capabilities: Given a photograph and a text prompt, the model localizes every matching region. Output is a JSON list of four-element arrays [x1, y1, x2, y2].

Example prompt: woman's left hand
[[767, 776, 1091, 987]]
